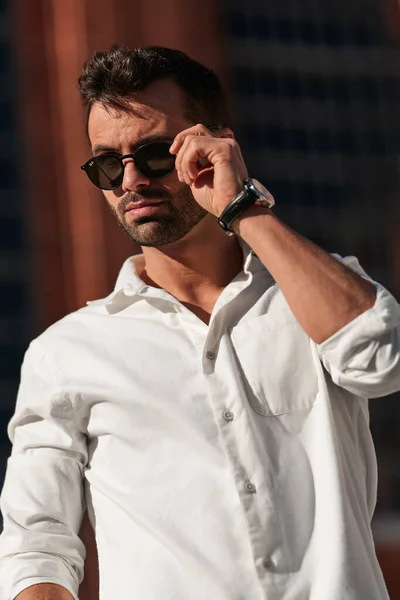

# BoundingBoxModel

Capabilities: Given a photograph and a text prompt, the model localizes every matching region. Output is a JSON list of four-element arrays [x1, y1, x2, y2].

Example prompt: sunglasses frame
[[80, 140, 175, 190]]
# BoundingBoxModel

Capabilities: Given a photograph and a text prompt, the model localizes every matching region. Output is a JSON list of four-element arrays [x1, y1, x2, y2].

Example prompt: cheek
[[105, 184, 125, 200], [102, 191, 121, 211], [163, 172, 187, 195], [162, 169, 179, 185]]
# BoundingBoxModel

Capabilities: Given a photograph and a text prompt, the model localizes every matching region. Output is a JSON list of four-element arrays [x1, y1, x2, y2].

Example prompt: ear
[[214, 127, 235, 140]]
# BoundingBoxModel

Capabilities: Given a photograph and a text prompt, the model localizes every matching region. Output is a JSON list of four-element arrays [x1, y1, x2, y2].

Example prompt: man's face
[[87, 80, 208, 247]]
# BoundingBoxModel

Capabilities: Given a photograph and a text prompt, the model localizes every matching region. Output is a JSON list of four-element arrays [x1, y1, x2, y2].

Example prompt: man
[[0, 44, 399, 600]]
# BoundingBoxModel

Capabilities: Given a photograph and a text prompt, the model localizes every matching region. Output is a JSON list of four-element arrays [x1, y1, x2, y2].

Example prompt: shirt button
[[173, 304, 181, 313], [223, 410, 234, 421], [245, 482, 257, 494], [263, 557, 274, 570], [205, 351, 215, 360], [124, 283, 135, 296]]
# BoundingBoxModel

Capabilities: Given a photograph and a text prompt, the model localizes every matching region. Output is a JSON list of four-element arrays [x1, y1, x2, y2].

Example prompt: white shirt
[[0, 245, 399, 600]]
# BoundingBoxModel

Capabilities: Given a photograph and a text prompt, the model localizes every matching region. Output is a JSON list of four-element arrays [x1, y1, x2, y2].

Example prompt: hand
[[169, 124, 248, 217]]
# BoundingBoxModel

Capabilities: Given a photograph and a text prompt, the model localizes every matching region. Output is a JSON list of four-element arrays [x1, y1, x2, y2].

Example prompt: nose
[[121, 158, 151, 192]]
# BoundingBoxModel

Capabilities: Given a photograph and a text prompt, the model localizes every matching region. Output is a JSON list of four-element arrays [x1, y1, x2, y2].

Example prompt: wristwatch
[[217, 178, 275, 234]]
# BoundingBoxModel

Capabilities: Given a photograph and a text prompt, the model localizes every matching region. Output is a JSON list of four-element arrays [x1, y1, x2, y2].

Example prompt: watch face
[[247, 178, 275, 206]]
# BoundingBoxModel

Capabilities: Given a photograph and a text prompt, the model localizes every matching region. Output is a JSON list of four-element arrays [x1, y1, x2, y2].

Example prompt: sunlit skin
[[87, 80, 245, 321], [89, 109, 208, 248]]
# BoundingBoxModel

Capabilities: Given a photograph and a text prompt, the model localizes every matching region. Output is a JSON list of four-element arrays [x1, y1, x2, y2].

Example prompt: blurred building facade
[[1, 0, 399, 597], [0, 0, 31, 489], [222, 0, 400, 553], [223, 0, 400, 509]]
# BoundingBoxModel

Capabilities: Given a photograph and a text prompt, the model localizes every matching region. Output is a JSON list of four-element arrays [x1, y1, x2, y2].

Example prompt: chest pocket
[[230, 310, 319, 416]]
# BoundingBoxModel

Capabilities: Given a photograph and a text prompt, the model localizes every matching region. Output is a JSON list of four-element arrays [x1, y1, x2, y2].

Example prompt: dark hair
[[78, 44, 232, 128]]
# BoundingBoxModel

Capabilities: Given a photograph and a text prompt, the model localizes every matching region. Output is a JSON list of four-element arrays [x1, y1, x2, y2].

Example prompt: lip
[[125, 201, 165, 219], [124, 200, 165, 211]]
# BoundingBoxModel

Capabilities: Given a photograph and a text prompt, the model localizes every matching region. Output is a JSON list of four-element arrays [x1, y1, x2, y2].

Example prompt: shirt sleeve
[[315, 255, 400, 399], [0, 340, 87, 600]]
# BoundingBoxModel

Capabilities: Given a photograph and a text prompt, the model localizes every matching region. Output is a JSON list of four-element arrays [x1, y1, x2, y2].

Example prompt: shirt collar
[[113, 254, 146, 294], [87, 239, 262, 313]]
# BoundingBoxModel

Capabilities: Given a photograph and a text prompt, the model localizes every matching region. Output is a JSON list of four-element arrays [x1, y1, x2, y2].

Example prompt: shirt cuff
[[317, 283, 400, 373]]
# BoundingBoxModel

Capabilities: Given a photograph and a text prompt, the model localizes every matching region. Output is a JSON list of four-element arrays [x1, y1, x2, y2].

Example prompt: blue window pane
[[297, 182, 319, 205], [226, 12, 248, 38], [264, 126, 286, 150], [243, 124, 265, 149], [0, 101, 16, 131], [305, 76, 328, 100], [0, 156, 18, 187], [319, 183, 347, 206], [290, 128, 309, 152], [251, 14, 272, 40], [0, 218, 22, 250], [349, 23, 372, 46], [0, 282, 27, 315], [0, 43, 11, 76], [275, 18, 295, 43], [0, 346, 25, 379], [283, 73, 302, 98], [256, 70, 278, 95], [321, 22, 344, 47], [233, 68, 256, 94], [0, 410, 14, 430], [267, 180, 296, 205], [363, 132, 387, 155], [313, 131, 334, 153], [298, 20, 320, 45]]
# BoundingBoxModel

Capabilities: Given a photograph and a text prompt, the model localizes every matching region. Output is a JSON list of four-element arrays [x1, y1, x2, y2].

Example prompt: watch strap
[[217, 182, 259, 233]]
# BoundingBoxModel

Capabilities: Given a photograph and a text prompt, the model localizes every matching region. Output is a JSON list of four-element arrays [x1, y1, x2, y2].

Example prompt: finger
[[174, 134, 198, 180], [175, 135, 215, 183], [170, 124, 214, 155], [179, 137, 239, 184], [182, 142, 209, 183]]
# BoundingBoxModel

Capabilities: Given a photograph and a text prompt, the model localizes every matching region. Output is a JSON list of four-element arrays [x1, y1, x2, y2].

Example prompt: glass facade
[[223, 0, 400, 521], [0, 0, 31, 512]]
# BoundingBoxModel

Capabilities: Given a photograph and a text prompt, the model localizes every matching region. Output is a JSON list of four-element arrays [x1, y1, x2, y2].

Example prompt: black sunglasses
[[81, 141, 176, 190]]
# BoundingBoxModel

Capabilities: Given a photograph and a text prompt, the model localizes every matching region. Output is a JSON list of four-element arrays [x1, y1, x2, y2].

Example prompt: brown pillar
[[12, 0, 226, 333], [12, 2, 226, 598]]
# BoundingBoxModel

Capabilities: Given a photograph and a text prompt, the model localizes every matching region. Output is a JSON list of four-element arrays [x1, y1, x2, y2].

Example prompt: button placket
[[205, 314, 273, 579]]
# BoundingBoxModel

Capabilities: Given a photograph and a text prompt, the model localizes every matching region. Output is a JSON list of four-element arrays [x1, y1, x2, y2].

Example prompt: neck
[[140, 215, 244, 308]]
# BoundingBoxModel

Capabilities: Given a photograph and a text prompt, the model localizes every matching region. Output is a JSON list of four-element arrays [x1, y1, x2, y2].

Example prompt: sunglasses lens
[[135, 142, 175, 179], [83, 142, 175, 189], [86, 155, 123, 190]]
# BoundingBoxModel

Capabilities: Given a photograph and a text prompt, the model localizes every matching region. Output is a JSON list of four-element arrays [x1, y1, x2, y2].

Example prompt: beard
[[107, 184, 208, 247]]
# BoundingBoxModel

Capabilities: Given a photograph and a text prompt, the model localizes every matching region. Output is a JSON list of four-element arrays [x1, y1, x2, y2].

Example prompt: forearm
[[233, 206, 376, 344], [15, 583, 74, 600]]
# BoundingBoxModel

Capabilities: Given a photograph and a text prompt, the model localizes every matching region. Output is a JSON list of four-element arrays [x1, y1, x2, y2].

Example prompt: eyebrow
[[92, 134, 174, 156]]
